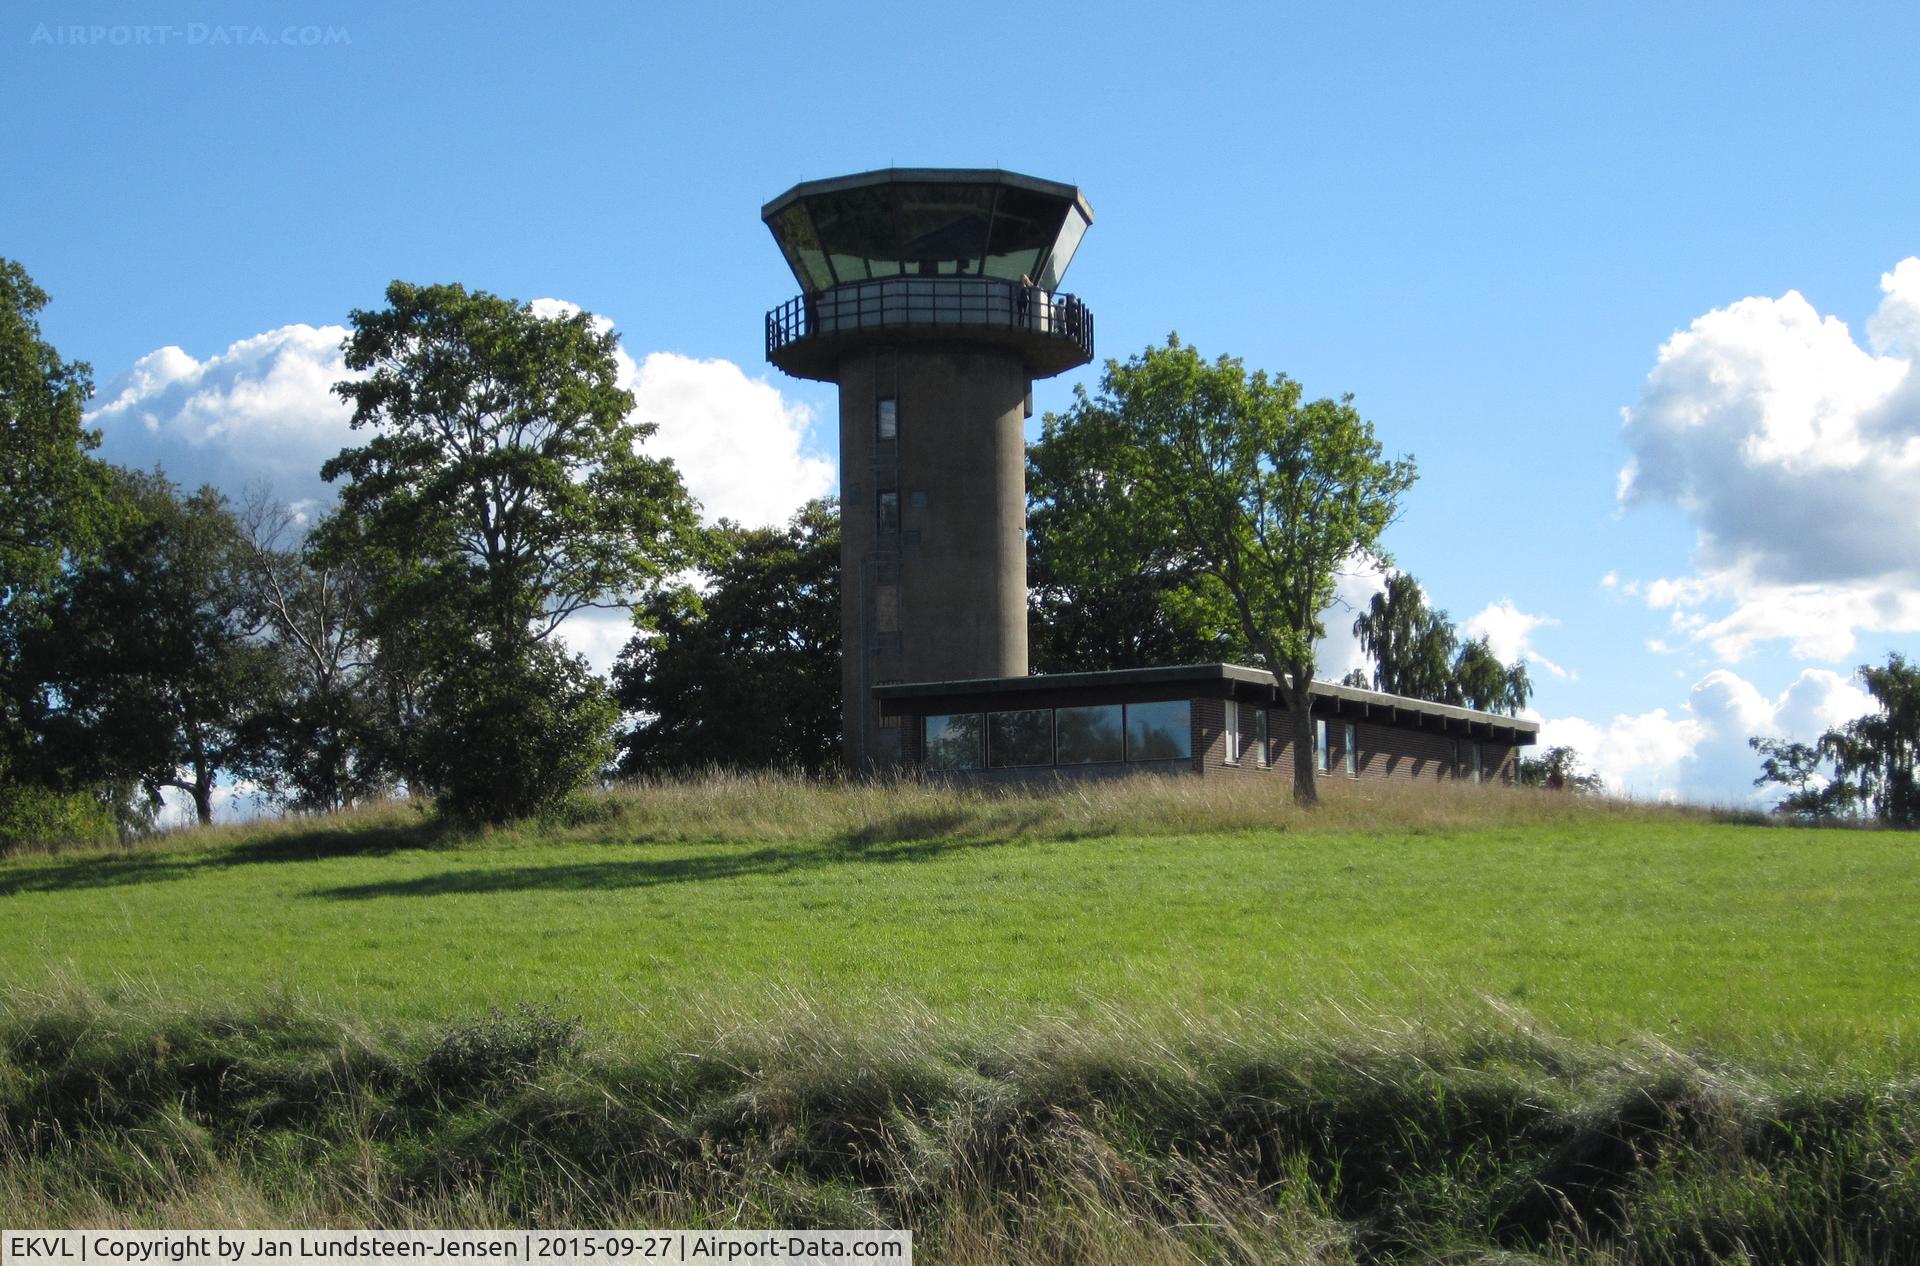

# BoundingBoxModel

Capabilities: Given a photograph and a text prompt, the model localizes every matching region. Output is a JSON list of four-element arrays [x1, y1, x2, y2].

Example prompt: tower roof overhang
[[762, 167, 1094, 295]]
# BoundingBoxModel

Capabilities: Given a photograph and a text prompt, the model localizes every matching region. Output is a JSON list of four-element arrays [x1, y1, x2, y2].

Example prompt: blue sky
[[9, 0, 1919, 803]]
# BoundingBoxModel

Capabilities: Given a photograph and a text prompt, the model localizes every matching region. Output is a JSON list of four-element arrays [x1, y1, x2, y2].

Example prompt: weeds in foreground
[[2, 991, 1915, 1264]]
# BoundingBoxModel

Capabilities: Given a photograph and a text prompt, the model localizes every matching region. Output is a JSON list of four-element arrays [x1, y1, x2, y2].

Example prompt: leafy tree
[[1352, 575, 1531, 714], [28, 470, 275, 825], [1351, 572, 1455, 700], [1749, 737, 1856, 822], [1749, 655, 1920, 827], [1027, 414, 1242, 671], [322, 282, 700, 652], [0, 260, 113, 606], [1821, 653, 1920, 828], [412, 641, 617, 823], [1338, 668, 1370, 688], [319, 282, 700, 821], [614, 500, 840, 774], [1050, 336, 1415, 804], [1449, 635, 1532, 715], [1518, 745, 1603, 793], [0, 260, 117, 791]]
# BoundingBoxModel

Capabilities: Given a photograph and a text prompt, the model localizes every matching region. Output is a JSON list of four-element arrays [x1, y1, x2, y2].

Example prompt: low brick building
[[875, 663, 1537, 785]]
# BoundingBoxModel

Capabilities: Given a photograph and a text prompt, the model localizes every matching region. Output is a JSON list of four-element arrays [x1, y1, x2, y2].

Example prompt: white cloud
[[1464, 598, 1571, 679], [86, 306, 836, 679], [88, 323, 357, 508], [94, 305, 837, 534], [1537, 666, 1873, 802], [625, 351, 835, 528], [530, 298, 836, 530], [551, 608, 638, 679], [1619, 259, 1920, 662], [1313, 556, 1390, 679]]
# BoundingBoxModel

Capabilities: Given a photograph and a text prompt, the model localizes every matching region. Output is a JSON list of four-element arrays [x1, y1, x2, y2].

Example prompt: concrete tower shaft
[[761, 169, 1094, 771]]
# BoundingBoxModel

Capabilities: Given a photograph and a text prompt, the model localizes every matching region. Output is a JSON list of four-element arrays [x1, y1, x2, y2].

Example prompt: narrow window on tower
[[877, 490, 900, 533], [875, 584, 898, 633], [876, 397, 898, 442]]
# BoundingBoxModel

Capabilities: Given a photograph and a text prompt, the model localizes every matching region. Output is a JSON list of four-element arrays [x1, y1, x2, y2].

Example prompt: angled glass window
[[1254, 708, 1270, 768], [895, 182, 995, 275], [877, 490, 900, 533], [988, 709, 1053, 768], [982, 185, 1058, 282], [1470, 743, 1483, 785], [1056, 705, 1123, 764], [1344, 723, 1358, 776], [925, 714, 983, 771], [769, 204, 835, 293], [1038, 204, 1091, 290], [1125, 701, 1192, 761], [1224, 701, 1241, 764], [1315, 719, 1330, 772]]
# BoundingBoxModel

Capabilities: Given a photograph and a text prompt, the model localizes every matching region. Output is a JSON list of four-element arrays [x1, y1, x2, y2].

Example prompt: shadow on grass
[[306, 828, 1028, 901], [0, 807, 1052, 901], [0, 818, 458, 897]]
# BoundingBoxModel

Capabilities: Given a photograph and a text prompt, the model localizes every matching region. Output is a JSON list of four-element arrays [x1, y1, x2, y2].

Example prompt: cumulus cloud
[[529, 298, 835, 530], [88, 324, 357, 509], [86, 305, 836, 677], [94, 304, 837, 533], [1464, 599, 1570, 679], [625, 351, 835, 528], [1313, 556, 1391, 679], [1619, 259, 1920, 661], [1538, 666, 1873, 802]]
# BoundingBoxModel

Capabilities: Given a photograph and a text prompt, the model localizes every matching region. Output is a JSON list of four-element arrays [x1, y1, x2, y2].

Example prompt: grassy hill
[[3, 777, 1917, 1261]]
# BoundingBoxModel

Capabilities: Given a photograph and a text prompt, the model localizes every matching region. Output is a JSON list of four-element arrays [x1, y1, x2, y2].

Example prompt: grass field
[[1, 776, 1915, 1059], [4, 776, 1919, 1261]]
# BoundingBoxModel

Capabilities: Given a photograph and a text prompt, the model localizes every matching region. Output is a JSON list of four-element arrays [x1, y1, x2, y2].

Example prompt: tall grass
[[2, 769, 1765, 863], [2, 986, 1915, 1262]]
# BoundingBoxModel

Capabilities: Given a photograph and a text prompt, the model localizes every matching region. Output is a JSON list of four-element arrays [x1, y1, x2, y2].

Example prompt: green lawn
[[4, 790, 1915, 1063]]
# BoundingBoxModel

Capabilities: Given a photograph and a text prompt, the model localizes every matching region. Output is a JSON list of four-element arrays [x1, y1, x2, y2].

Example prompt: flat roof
[[762, 167, 1093, 225], [873, 663, 1540, 739]]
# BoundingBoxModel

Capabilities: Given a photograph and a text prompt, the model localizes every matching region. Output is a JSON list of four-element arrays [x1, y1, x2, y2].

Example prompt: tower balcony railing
[[766, 278, 1094, 367]]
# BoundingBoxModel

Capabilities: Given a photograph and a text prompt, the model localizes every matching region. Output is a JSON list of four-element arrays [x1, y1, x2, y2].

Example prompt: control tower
[[762, 168, 1095, 771]]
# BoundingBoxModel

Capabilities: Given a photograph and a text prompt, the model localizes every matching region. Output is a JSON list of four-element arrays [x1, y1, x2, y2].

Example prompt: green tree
[[412, 641, 617, 823], [29, 470, 274, 825], [320, 282, 700, 821], [1821, 653, 1920, 828], [1027, 414, 1242, 671], [1518, 744, 1603, 794], [0, 260, 117, 797], [1749, 737, 1856, 822], [1449, 635, 1532, 715], [1351, 572, 1455, 700], [0, 260, 113, 607], [1052, 336, 1415, 804], [1351, 575, 1531, 714], [614, 499, 841, 774]]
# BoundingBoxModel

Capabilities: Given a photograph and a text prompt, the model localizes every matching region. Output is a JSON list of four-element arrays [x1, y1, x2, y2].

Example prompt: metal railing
[[767, 278, 1093, 362]]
